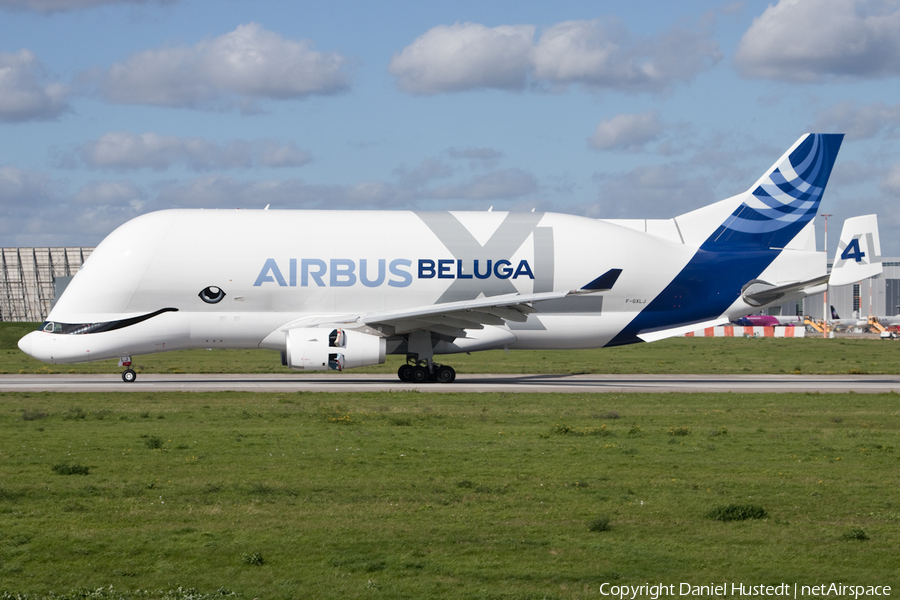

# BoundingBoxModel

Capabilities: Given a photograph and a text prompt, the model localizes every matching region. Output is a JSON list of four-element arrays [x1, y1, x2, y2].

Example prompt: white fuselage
[[18, 203, 830, 368], [19, 209, 707, 363]]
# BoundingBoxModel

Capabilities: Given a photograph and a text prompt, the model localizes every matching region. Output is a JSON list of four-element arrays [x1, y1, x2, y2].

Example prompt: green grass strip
[[1, 390, 898, 598]]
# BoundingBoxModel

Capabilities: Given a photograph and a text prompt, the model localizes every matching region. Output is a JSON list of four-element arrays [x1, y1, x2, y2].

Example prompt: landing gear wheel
[[122, 368, 137, 383], [435, 365, 456, 383], [397, 364, 413, 382], [411, 365, 429, 383]]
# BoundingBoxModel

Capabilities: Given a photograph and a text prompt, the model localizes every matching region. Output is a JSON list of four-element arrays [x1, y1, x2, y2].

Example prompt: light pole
[[821, 214, 832, 339]]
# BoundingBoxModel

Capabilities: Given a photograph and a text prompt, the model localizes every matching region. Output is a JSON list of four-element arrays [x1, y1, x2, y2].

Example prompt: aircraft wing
[[283, 269, 622, 338]]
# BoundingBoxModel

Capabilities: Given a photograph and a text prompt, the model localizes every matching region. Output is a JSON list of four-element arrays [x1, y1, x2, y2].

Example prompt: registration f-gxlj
[[18, 134, 881, 382]]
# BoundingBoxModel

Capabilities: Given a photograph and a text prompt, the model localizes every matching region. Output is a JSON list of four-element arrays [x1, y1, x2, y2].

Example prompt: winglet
[[578, 269, 622, 293]]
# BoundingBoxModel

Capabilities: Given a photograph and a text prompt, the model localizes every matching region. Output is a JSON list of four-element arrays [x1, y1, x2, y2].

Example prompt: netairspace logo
[[253, 258, 535, 288], [596, 582, 891, 599]]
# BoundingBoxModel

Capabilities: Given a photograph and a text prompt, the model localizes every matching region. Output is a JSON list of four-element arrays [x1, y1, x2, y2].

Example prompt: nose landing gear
[[119, 356, 137, 383]]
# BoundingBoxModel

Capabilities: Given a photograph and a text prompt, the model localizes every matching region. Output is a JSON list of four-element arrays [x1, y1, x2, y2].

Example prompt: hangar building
[[1, 247, 93, 323]]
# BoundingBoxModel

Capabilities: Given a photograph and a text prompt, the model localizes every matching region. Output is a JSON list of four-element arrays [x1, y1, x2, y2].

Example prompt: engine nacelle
[[285, 327, 385, 371]]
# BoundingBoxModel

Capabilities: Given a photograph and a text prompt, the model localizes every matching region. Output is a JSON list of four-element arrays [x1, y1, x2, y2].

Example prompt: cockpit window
[[37, 308, 178, 335], [39, 321, 94, 334]]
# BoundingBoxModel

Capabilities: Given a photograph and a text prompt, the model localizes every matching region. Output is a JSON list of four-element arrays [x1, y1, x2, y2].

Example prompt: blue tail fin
[[607, 133, 844, 347], [704, 133, 843, 250]]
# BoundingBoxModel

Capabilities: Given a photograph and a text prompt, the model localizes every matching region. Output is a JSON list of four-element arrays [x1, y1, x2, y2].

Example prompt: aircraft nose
[[17, 331, 34, 357]]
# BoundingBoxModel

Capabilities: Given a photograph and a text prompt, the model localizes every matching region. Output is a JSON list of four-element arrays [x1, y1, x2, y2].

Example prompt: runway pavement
[[1, 372, 899, 393]]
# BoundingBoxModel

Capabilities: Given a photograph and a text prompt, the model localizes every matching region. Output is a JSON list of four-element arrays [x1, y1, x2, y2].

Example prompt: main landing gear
[[397, 357, 456, 383], [119, 356, 137, 383], [398, 331, 456, 383]]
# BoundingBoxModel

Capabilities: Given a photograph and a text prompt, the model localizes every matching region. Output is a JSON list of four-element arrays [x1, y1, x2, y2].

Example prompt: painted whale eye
[[199, 286, 226, 304]]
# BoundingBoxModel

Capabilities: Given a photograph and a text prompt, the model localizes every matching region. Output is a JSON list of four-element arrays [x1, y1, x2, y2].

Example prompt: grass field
[[1, 390, 899, 599], [2, 323, 899, 598], [3, 322, 900, 376]]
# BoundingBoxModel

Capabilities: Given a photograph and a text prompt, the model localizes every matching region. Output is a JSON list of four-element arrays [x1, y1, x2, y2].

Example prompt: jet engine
[[285, 327, 385, 371]]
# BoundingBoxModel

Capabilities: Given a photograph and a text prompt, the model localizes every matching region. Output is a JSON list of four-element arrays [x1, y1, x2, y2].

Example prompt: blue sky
[[2, 0, 899, 256]]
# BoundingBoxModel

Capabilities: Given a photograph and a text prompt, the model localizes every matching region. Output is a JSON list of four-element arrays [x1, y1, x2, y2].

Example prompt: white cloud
[[447, 148, 503, 171], [0, 50, 70, 122], [584, 163, 715, 219], [735, 0, 900, 82], [589, 111, 664, 151], [0, 165, 55, 205], [428, 169, 538, 200], [257, 142, 312, 168], [0, 156, 544, 245], [447, 147, 502, 161], [155, 167, 539, 210], [0, 168, 148, 246], [72, 131, 312, 170], [0, 0, 173, 12], [812, 101, 900, 140], [388, 23, 535, 94], [155, 176, 413, 210], [393, 158, 455, 188], [534, 20, 720, 92], [99, 23, 352, 110], [73, 180, 145, 207], [389, 19, 720, 95], [881, 161, 900, 195], [447, 147, 504, 169]]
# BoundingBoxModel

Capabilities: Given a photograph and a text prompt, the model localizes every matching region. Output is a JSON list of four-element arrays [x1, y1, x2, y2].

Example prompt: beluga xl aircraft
[[18, 133, 882, 383]]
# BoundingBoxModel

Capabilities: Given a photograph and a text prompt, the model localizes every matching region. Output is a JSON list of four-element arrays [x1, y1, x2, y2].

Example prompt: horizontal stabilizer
[[741, 274, 829, 307], [830, 214, 882, 287], [638, 318, 730, 343]]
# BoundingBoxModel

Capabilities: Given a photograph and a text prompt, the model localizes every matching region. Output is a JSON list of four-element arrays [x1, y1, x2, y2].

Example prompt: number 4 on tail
[[829, 215, 882, 287], [840, 237, 866, 263]]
